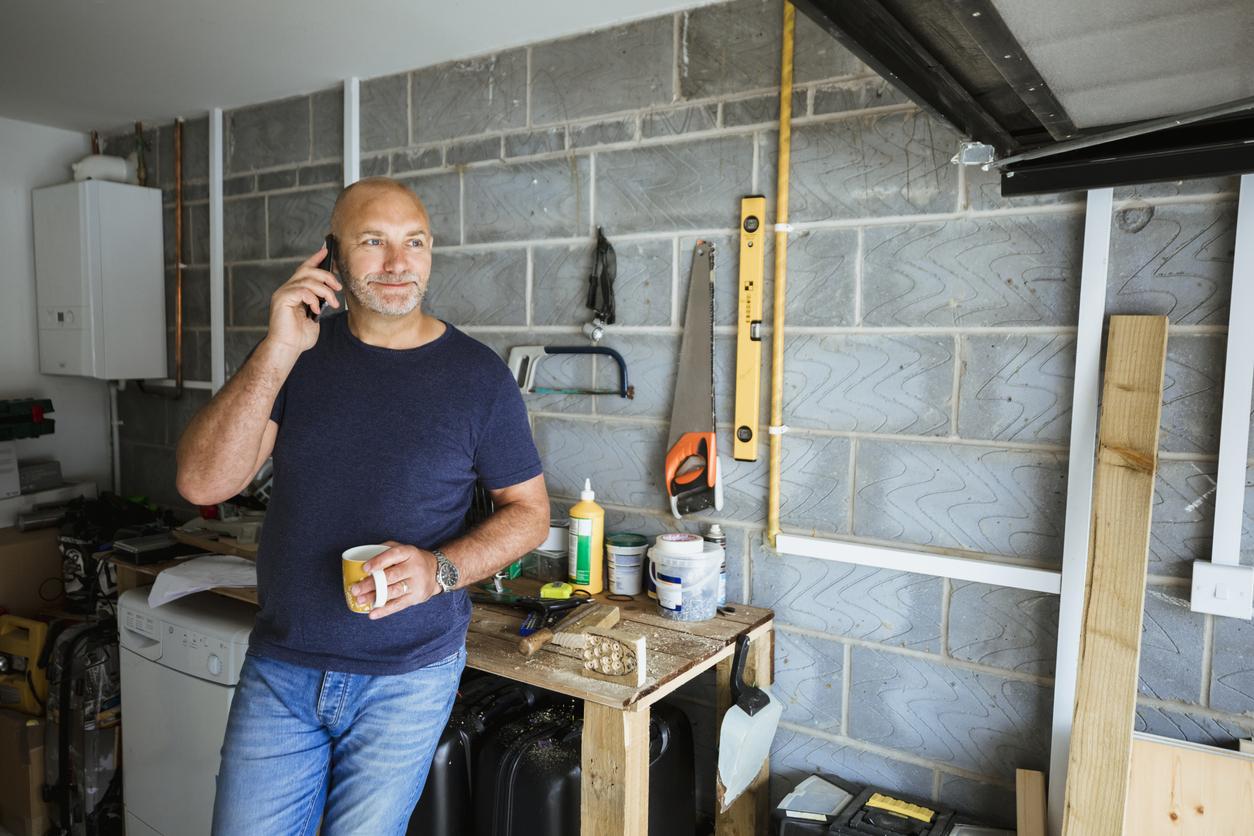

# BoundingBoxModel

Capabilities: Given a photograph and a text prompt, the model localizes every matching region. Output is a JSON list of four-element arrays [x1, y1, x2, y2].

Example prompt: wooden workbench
[[112, 529, 776, 836]]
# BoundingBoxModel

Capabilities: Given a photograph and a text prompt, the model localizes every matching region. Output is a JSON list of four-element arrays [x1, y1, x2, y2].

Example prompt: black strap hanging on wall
[[586, 227, 616, 333]]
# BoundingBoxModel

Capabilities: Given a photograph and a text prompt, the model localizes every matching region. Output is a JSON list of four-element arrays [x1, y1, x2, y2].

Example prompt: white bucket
[[648, 535, 723, 622], [606, 533, 648, 596]]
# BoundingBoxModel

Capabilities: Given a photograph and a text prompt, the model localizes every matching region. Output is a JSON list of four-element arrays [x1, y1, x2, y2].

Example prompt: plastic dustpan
[[717, 634, 783, 810]]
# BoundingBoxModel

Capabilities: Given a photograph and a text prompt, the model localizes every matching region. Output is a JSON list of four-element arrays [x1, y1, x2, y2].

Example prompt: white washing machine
[[117, 588, 254, 836]]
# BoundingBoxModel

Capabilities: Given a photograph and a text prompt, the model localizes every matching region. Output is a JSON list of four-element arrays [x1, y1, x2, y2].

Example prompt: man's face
[[336, 187, 434, 317]]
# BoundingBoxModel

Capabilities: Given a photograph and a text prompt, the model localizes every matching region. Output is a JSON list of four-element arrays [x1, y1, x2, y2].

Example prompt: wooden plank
[[171, 529, 259, 559], [581, 700, 650, 836], [1017, 769, 1047, 836], [1062, 315, 1169, 836], [716, 630, 774, 836], [107, 556, 259, 605], [1126, 733, 1254, 835]]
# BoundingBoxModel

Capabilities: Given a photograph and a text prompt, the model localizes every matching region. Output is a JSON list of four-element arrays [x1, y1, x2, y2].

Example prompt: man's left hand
[[351, 540, 439, 619]]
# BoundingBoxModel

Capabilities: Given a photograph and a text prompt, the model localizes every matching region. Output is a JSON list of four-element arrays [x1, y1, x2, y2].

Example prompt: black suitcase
[[407, 672, 554, 835], [474, 701, 696, 836]]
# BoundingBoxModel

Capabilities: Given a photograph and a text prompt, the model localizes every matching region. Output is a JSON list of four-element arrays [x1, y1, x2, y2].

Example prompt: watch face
[[436, 554, 459, 590]]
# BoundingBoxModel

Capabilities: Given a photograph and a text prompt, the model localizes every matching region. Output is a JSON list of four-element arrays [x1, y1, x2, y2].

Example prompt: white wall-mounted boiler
[[31, 180, 166, 380]]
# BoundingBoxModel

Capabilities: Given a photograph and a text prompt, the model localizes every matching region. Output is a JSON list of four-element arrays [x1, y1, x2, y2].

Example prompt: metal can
[[703, 523, 728, 606]]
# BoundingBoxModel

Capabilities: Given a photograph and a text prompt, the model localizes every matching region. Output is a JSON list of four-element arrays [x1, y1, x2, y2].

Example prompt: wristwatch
[[431, 548, 459, 594]]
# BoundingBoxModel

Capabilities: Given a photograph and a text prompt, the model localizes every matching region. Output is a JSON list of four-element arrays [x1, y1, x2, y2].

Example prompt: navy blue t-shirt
[[248, 313, 542, 675]]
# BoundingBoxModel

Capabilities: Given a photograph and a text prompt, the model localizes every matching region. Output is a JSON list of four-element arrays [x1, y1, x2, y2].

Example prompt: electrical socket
[[1191, 560, 1254, 619]]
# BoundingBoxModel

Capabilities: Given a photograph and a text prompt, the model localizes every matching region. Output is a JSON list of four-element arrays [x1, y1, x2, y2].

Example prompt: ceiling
[[0, 0, 717, 134]]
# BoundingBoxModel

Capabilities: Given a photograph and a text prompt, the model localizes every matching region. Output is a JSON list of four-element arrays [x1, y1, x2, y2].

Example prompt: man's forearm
[[175, 339, 298, 505], [440, 499, 549, 589]]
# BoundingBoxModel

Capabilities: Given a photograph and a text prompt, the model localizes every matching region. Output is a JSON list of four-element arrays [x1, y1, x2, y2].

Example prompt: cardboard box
[[0, 527, 65, 616], [0, 708, 51, 836]]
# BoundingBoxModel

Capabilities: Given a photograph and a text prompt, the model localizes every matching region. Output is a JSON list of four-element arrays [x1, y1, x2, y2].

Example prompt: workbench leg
[[715, 629, 774, 836], [581, 700, 650, 836]]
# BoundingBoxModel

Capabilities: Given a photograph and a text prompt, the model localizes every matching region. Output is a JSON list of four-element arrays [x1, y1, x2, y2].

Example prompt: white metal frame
[[774, 188, 1115, 836], [343, 78, 360, 186], [209, 108, 225, 393]]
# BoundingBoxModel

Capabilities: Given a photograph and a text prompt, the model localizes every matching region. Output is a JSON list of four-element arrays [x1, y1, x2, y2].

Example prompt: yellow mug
[[342, 545, 390, 613]]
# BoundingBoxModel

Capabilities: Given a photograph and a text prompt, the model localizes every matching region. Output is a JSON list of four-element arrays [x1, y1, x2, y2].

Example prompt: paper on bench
[[147, 554, 257, 607]]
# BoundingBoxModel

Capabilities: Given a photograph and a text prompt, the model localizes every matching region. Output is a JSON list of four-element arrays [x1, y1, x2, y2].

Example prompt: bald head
[[329, 177, 431, 243]]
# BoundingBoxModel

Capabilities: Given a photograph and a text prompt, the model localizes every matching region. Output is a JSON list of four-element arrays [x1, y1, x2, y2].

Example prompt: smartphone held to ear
[[306, 234, 338, 321]]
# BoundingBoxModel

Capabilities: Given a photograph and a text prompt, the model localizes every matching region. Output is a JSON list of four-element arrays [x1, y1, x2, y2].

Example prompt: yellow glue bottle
[[567, 478, 604, 594]]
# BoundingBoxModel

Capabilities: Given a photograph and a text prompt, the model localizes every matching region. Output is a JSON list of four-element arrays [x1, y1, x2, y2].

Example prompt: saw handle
[[666, 432, 724, 517]]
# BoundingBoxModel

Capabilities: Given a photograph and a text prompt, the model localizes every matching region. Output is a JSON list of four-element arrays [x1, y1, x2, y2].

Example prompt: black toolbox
[[407, 672, 553, 835], [474, 701, 696, 836]]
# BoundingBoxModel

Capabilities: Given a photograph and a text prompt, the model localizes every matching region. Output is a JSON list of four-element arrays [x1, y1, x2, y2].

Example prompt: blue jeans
[[211, 648, 465, 836]]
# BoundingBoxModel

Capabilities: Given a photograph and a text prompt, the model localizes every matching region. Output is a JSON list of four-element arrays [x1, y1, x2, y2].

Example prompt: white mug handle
[[372, 569, 388, 609]]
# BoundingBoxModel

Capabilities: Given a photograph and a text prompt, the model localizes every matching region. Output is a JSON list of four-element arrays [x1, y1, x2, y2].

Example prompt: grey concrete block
[[1210, 613, 1254, 715], [958, 334, 1075, 444], [230, 261, 299, 327], [1135, 704, 1254, 747], [397, 171, 461, 244], [162, 206, 192, 267], [774, 630, 845, 733], [360, 72, 409, 152], [469, 331, 593, 416], [166, 387, 210, 450], [267, 187, 338, 259], [948, 582, 1059, 676], [1160, 335, 1223, 454], [116, 386, 166, 445], [641, 104, 717, 138], [701, 429, 769, 522], [782, 229, 857, 327], [223, 197, 266, 262], [751, 550, 941, 650], [224, 175, 255, 196], [166, 266, 210, 330], [120, 441, 184, 511], [570, 118, 635, 148], [766, 113, 958, 223], [714, 330, 774, 435], [938, 775, 1016, 830], [776, 434, 853, 534], [1138, 587, 1205, 703], [1150, 460, 1219, 577], [592, 334, 679, 420], [186, 203, 210, 265], [412, 50, 527, 144], [168, 328, 210, 383], [596, 135, 753, 233], [531, 18, 673, 124], [1108, 203, 1236, 325], [299, 163, 342, 187], [390, 147, 442, 174], [532, 417, 667, 511], [854, 441, 1068, 562], [848, 646, 1051, 775], [532, 238, 673, 326], [463, 157, 589, 243], [782, 334, 954, 435], [862, 214, 1084, 326], [256, 169, 297, 192], [227, 96, 310, 173], [361, 154, 391, 177], [964, 164, 1083, 212], [424, 249, 527, 326], [447, 137, 502, 166], [225, 328, 275, 379], [814, 78, 911, 115], [722, 90, 807, 127], [505, 128, 566, 158], [769, 727, 935, 806], [679, 0, 860, 99], [311, 86, 343, 161]]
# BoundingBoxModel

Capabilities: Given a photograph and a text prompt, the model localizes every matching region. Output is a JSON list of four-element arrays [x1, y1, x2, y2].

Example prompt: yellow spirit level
[[734, 196, 766, 461]]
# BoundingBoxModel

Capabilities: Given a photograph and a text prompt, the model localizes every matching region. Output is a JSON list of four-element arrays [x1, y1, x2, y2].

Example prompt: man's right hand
[[265, 245, 343, 354]]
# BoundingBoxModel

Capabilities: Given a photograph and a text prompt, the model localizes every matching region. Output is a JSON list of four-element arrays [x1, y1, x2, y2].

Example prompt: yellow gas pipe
[[766, 2, 795, 548]]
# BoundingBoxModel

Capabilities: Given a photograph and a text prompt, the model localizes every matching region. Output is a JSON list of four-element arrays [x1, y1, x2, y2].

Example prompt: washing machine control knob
[[207, 654, 223, 676]]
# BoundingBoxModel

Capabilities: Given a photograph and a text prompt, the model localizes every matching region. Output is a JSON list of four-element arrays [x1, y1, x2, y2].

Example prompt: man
[[175, 177, 549, 835]]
